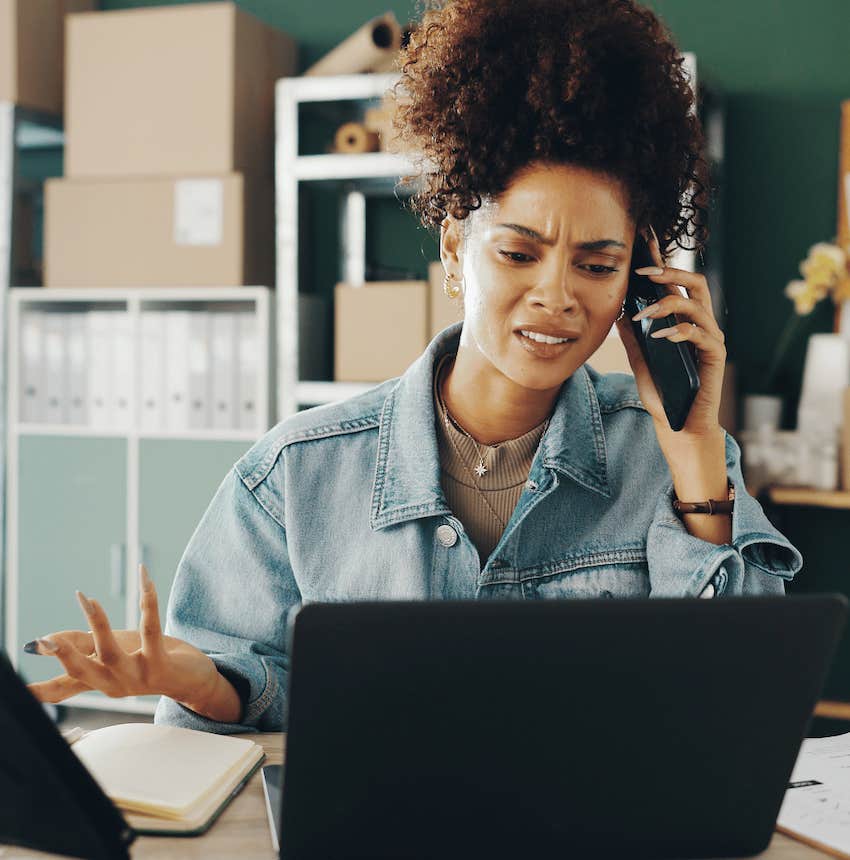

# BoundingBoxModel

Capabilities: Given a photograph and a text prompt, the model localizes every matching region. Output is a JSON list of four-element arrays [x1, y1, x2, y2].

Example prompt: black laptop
[[263, 595, 847, 860]]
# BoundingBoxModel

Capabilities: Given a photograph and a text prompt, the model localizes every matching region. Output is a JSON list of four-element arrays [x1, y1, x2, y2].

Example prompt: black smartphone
[[623, 231, 700, 432]]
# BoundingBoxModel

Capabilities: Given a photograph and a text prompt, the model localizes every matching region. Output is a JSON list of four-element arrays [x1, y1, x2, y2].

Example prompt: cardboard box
[[0, 0, 95, 114], [335, 281, 428, 381], [427, 260, 464, 340], [65, 2, 297, 178], [44, 173, 273, 287]]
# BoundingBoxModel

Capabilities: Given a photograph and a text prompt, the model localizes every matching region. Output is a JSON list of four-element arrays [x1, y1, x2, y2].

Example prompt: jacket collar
[[370, 323, 611, 530]]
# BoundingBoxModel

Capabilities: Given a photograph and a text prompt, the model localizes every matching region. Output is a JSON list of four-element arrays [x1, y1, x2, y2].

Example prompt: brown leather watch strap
[[672, 480, 735, 515]]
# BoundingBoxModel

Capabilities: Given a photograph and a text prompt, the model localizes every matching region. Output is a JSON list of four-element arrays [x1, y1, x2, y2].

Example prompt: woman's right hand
[[26, 564, 221, 714]]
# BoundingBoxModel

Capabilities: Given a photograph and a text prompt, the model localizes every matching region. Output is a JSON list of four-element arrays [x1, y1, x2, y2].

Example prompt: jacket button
[[436, 524, 458, 547]]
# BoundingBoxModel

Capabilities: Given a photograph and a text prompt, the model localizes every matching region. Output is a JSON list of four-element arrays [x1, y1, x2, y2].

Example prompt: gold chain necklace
[[436, 356, 550, 532]]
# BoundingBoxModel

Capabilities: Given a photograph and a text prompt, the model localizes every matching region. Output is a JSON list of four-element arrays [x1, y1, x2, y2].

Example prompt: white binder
[[210, 311, 238, 430], [237, 311, 259, 430], [19, 309, 45, 424], [66, 312, 88, 426], [188, 311, 211, 431], [111, 312, 133, 429], [87, 311, 113, 428], [165, 311, 191, 432], [43, 312, 68, 425], [140, 311, 166, 432]]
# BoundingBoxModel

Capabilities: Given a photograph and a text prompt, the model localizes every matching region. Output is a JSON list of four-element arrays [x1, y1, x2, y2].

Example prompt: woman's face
[[441, 161, 637, 392]]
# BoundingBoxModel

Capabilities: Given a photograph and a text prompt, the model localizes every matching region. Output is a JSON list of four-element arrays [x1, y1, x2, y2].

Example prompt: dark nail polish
[[23, 640, 39, 654]]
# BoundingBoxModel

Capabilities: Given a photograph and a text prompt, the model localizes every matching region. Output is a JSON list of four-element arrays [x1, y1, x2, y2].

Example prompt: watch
[[672, 479, 735, 515]]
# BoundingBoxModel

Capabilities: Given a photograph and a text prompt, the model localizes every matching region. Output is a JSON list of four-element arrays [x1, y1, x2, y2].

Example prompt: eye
[[582, 264, 619, 275], [498, 250, 534, 264]]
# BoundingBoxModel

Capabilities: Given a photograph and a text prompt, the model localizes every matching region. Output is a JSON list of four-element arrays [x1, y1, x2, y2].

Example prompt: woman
[[26, 0, 802, 733]]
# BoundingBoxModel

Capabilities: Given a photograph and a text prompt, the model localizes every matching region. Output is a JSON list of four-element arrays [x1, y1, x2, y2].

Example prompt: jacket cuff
[[647, 445, 802, 597], [153, 655, 284, 733]]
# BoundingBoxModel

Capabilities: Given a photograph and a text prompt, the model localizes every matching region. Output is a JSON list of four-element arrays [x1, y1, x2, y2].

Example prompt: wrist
[[656, 425, 728, 502], [177, 663, 242, 723]]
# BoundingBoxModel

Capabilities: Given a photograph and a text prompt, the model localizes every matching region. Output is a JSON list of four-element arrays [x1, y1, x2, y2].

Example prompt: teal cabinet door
[[137, 439, 250, 706], [17, 436, 128, 685]]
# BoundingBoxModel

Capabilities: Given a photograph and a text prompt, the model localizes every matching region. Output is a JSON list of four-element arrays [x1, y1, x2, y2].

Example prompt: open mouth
[[514, 330, 577, 357]]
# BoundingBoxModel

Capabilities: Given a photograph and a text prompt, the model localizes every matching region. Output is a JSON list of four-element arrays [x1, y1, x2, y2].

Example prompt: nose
[[528, 257, 580, 315]]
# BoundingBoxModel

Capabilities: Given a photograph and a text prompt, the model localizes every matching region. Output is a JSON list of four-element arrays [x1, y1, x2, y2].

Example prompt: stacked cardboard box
[[334, 261, 466, 382], [0, 0, 95, 114], [45, 2, 297, 288]]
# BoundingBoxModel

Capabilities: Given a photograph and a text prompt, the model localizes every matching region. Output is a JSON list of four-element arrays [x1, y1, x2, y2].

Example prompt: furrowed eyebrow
[[495, 223, 626, 251]]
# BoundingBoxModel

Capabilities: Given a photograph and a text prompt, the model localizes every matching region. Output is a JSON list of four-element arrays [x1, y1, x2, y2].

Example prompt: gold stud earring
[[443, 272, 462, 299]]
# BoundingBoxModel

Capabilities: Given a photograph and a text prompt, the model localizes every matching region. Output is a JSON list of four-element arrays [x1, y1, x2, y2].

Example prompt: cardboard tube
[[334, 122, 380, 153], [304, 12, 402, 77]]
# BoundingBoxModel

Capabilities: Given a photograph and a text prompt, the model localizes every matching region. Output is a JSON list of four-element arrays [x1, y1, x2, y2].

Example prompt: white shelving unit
[[0, 103, 65, 654], [275, 72, 428, 418], [5, 286, 273, 714]]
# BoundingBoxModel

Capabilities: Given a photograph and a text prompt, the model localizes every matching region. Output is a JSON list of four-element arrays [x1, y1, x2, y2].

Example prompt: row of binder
[[19, 309, 263, 431]]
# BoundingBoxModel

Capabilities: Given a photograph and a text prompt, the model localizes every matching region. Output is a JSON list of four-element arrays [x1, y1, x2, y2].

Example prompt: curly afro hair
[[390, 0, 711, 259]]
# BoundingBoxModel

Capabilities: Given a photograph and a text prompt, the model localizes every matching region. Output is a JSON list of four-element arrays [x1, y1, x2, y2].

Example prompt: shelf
[[15, 424, 261, 442], [815, 700, 850, 721], [765, 486, 850, 509], [297, 380, 378, 406]]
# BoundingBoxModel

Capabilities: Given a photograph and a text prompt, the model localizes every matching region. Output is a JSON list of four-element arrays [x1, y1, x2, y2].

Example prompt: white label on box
[[173, 179, 224, 246]]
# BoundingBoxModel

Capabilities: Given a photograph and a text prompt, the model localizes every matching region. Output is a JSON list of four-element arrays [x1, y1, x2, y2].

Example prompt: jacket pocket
[[521, 560, 651, 599]]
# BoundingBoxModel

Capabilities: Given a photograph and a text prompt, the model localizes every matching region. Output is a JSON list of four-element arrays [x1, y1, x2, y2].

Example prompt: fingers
[[28, 674, 91, 704], [138, 564, 165, 660], [76, 590, 125, 668], [631, 293, 724, 342], [637, 262, 715, 317], [649, 320, 728, 360], [37, 633, 119, 695]]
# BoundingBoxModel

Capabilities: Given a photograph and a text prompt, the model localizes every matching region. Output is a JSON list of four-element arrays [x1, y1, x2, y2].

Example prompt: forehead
[[475, 163, 632, 236]]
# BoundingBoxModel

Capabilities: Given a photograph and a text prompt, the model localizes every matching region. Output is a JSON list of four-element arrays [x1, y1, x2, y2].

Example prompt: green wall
[[101, 0, 850, 417], [97, 1, 850, 694]]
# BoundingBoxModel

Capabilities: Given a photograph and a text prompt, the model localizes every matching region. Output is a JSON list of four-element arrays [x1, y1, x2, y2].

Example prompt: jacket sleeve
[[646, 430, 803, 597], [153, 464, 299, 734]]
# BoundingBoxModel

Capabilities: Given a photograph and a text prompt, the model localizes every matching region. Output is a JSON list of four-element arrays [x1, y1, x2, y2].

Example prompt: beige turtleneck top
[[433, 352, 550, 565]]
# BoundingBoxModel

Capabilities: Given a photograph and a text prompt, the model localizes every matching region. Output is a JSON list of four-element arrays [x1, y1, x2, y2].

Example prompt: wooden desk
[[0, 732, 835, 859]]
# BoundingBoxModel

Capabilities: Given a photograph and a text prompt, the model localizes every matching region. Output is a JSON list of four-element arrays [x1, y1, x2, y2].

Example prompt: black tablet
[[0, 650, 135, 859], [279, 595, 847, 860]]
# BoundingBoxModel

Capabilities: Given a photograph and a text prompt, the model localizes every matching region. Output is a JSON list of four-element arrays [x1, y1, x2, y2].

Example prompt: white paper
[[173, 179, 224, 246], [140, 311, 166, 432], [778, 731, 850, 857], [210, 311, 238, 430], [19, 309, 45, 423]]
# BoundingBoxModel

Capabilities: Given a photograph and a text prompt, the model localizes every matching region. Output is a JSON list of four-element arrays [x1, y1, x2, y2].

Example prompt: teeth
[[520, 329, 572, 345]]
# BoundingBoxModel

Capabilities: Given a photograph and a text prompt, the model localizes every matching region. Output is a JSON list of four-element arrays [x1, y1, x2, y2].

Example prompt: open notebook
[[778, 730, 850, 859], [68, 723, 265, 835]]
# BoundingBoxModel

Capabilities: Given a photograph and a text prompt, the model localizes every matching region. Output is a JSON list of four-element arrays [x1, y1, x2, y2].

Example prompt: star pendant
[[474, 461, 488, 477]]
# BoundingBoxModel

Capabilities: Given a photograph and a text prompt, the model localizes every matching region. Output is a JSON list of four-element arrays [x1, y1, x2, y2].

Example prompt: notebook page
[[72, 723, 258, 816], [777, 732, 850, 859]]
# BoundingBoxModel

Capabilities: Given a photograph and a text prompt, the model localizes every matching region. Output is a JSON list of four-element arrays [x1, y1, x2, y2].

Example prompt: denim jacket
[[154, 322, 803, 733]]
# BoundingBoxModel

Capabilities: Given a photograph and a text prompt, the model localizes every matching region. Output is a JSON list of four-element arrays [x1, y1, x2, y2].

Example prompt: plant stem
[[762, 313, 801, 393]]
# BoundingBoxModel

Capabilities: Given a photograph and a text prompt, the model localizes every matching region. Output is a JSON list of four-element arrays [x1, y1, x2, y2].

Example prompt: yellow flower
[[784, 279, 820, 315], [801, 242, 846, 289]]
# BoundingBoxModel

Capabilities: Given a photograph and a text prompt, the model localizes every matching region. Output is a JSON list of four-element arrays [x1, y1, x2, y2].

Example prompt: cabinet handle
[[110, 543, 126, 599]]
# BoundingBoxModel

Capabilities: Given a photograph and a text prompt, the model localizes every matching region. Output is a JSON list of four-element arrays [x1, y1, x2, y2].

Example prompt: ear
[[439, 215, 465, 279]]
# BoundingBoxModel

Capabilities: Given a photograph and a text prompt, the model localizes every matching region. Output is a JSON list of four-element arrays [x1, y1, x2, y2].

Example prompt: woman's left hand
[[614, 230, 726, 439]]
